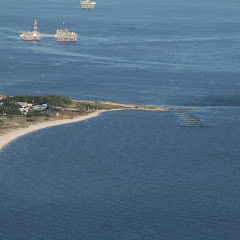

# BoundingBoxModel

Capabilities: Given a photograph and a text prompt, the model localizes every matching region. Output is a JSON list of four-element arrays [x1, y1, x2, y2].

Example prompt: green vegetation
[[0, 95, 72, 116], [27, 110, 50, 117], [0, 96, 125, 117], [26, 119, 35, 122], [1, 95, 71, 108], [0, 96, 131, 134], [0, 103, 21, 115], [76, 102, 122, 111], [0, 119, 4, 127], [0, 95, 169, 137]]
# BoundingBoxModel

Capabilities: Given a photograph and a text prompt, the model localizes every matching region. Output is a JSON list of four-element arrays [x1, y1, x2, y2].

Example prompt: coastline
[[0, 96, 196, 152], [0, 109, 109, 152]]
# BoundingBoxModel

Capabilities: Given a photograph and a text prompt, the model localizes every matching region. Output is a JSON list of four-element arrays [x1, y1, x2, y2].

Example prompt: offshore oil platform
[[20, 19, 78, 42], [80, 0, 96, 9]]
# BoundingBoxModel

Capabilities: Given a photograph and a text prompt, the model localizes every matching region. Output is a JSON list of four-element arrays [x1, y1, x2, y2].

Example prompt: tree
[[0, 120, 4, 127]]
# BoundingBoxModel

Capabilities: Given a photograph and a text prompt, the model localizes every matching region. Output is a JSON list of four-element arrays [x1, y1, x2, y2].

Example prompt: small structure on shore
[[18, 102, 33, 108], [32, 104, 48, 111]]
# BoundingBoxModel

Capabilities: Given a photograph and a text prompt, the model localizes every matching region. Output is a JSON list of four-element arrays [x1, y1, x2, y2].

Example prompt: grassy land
[[72, 101, 125, 110], [0, 96, 130, 135], [0, 94, 193, 136]]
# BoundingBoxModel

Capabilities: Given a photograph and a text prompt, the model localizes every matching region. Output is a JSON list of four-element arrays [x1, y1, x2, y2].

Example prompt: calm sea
[[1, 0, 240, 239]]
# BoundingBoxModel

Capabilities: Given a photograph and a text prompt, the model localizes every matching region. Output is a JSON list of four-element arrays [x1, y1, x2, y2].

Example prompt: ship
[[80, 0, 96, 9], [20, 19, 41, 41]]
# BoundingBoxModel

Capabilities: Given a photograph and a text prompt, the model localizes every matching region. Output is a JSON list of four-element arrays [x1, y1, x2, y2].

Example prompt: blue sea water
[[1, 0, 240, 239]]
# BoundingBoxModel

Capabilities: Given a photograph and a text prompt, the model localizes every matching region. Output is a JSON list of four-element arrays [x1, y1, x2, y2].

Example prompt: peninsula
[[0, 95, 194, 151]]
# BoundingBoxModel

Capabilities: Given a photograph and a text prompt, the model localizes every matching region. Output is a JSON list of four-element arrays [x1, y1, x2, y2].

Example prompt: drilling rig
[[20, 19, 41, 41], [20, 20, 78, 42], [80, 0, 96, 9]]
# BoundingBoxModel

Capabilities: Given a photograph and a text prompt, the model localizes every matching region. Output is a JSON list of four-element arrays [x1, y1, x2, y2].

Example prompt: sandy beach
[[0, 110, 109, 152], [0, 97, 168, 153], [0, 96, 194, 153]]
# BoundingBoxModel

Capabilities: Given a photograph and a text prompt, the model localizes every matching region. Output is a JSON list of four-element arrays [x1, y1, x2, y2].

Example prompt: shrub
[[3, 95, 71, 107], [27, 119, 35, 122], [0, 119, 4, 127]]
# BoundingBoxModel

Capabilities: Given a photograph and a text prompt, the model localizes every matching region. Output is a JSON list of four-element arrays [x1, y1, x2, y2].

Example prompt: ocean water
[[1, 0, 240, 239]]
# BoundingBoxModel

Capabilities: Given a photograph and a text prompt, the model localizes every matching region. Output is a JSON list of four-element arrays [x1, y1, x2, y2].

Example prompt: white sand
[[0, 110, 109, 152], [0, 104, 168, 152]]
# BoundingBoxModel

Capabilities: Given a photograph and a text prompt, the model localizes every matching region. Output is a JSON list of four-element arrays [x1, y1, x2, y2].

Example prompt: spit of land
[[0, 95, 196, 151]]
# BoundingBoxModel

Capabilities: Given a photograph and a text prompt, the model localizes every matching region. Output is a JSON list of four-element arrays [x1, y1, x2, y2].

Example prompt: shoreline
[[0, 96, 197, 152], [0, 109, 110, 152]]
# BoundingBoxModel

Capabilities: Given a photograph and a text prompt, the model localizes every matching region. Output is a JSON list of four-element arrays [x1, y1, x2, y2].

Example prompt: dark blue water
[[1, 0, 240, 239]]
